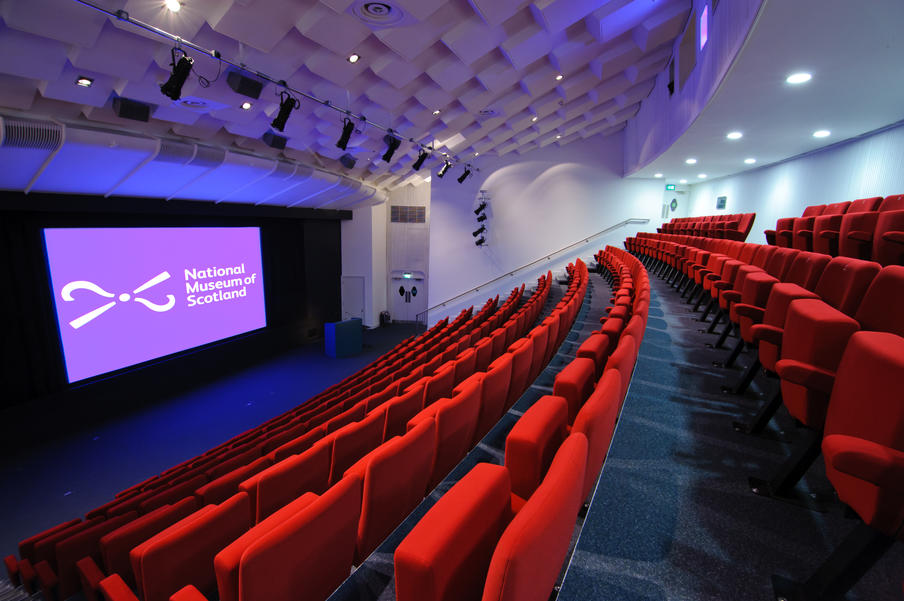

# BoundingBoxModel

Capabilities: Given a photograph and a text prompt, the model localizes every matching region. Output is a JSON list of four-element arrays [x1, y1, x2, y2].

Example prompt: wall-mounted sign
[[670, 198, 678, 211], [665, 184, 676, 191], [717, 196, 727, 210]]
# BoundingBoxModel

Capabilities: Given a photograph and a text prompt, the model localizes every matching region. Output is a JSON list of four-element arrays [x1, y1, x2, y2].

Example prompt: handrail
[[417, 217, 650, 322]]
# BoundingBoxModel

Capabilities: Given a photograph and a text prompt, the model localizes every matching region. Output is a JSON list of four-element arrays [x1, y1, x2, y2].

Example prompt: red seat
[[195, 457, 272, 506], [482, 433, 588, 601], [838, 194, 904, 260], [604, 336, 636, 405], [575, 332, 614, 379], [482, 352, 513, 418], [873, 208, 904, 266], [424, 361, 457, 407], [504, 395, 568, 502], [505, 337, 534, 406], [571, 369, 622, 500], [526, 324, 550, 382], [266, 425, 325, 463], [345, 418, 437, 563], [382, 381, 426, 442], [812, 197, 882, 256], [793, 201, 850, 251], [551, 357, 596, 424]]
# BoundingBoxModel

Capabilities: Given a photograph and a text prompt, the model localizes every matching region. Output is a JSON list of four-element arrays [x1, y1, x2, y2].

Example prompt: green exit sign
[[665, 184, 676, 191]]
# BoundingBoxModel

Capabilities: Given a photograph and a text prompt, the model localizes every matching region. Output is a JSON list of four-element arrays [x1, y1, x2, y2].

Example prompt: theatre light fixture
[[476, 213, 487, 222], [474, 201, 487, 215], [472, 225, 486, 237], [412, 149, 428, 171], [160, 48, 193, 100], [271, 91, 298, 132], [336, 117, 355, 150], [382, 133, 401, 162], [437, 160, 451, 178], [475, 237, 486, 246], [457, 165, 472, 184]]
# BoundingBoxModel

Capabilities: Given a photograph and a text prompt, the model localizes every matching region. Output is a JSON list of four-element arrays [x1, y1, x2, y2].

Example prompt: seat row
[[762, 194, 904, 264], [658, 213, 756, 240], [392, 249, 650, 601], [4, 265, 585, 601], [4, 283, 541, 599], [631, 230, 903, 601]]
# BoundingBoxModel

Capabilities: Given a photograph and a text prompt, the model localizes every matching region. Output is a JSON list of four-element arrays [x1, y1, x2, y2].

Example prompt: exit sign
[[665, 184, 676, 191]]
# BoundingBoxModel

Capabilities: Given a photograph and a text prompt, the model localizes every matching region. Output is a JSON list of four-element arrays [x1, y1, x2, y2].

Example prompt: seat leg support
[[749, 428, 822, 502]]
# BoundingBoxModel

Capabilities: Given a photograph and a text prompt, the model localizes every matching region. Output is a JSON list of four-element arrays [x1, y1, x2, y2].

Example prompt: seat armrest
[[170, 585, 211, 601], [3, 555, 18, 586], [798, 229, 814, 239], [705, 273, 721, 281], [882, 230, 904, 244], [775, 359, 836, 395], [712, 281, 732, 290], [823, 434, 904, 490], [721, 290, 741, 304], [818, 229, 840, 240], [733, 303, 766, 323], [847, 230, 873, 242], [76, 557, 106, 601], [34, 561, 58, 600], [750, 324, 783, 346], [98, 574, 141, 601]]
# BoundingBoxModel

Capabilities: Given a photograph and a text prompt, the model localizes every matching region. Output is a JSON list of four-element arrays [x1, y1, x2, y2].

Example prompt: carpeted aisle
[[557, 267, 902, 601]]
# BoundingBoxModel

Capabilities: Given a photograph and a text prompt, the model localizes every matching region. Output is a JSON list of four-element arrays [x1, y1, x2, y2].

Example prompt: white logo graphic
[[61, 271, 176, 329]]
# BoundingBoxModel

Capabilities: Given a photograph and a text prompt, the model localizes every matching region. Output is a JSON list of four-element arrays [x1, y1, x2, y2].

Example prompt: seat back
[[572, 370, 622, 500], [236, 476, 362, 601], [383, 382, 426, 442], [873, 209, 904, 266], [131, 493, 252, 601], [604, 336, 636, 404], [504, 395, 568, 501], [483, 353, 513, 417], [394, 463, 513, 601], [813, 256, 881, 316], [346, 418, 437, 563], [552, 358, 596, 424], [853, 265, 904, 336], [506, 337, 534, 406], [822, 331, 904, 535], [527, 324, 550, 382], [328, 408, 386, 485], [427, 380, 483, 489], [782, 251, 830, 290], [267, 425, 325, 463], [482, 433, 588, 601], [54, 513, 137, 598]]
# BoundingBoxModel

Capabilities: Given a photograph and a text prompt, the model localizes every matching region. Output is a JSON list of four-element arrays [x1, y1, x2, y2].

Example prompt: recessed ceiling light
[[654, 173, 663, 178], [813, 129, 831, 138], [726, 131, 743, 140], [786, 72, 812, 85], [424, 176, 432, 183], [679, 179, 688, 184], [240, 101, 252, 110], [555, 134, 561, 139], [76, 76, 94, 88], [555, 74, 563, 81], [432, 109, 440, 115], [531, 116, 538, 122], [698, 173, 707, 178], [474, 152, 479, 156], [744, 157, 756, 164], [347, 53, 360, 64], [164, 0, 181, 12], [685, 158, 697, 164]]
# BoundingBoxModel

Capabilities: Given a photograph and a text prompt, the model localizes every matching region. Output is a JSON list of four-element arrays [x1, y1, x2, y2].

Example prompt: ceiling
[[0, 0, 693, 190], [630, 0, 904, 184]]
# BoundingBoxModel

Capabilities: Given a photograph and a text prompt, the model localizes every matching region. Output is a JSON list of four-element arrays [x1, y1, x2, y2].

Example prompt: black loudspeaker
[[339, 153, 357, 169], [112, 97, 151, 122], [262, 131, 287, 149], [227, 71, 263, 99]]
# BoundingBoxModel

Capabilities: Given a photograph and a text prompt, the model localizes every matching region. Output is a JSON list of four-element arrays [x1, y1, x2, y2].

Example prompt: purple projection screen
[[44, 227, 267, 383]]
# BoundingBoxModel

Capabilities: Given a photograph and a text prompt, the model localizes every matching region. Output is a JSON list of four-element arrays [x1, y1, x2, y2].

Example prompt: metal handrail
[[416, 217, 650, 322]]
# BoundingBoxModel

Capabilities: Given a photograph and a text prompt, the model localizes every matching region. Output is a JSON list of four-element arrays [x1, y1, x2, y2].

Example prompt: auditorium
[[1, 0, 901, 600]]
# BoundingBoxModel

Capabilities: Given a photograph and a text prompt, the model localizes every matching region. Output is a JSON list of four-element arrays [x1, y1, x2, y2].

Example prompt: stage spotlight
[[457, 165, 472, 184], [336, 117, 355, 150], [412, 149, 428, 171], [160, 49, 193, 100], [474, 201, 487, 215], [477, 213, 487, 222], [472, 225, 486, 237], [271, 91, 298, 132], [475, 237, 486, 246], [437, 160, 451, 178], [339, 153, 357, 169], [381, 133, 401, 162]]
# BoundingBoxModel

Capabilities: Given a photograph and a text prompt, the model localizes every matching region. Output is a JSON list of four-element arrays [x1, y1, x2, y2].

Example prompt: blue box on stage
[[325, 318, 363, 357]]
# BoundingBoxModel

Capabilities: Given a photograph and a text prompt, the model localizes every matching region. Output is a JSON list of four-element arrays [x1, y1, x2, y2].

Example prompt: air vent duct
[[0, 116, 63, 150]]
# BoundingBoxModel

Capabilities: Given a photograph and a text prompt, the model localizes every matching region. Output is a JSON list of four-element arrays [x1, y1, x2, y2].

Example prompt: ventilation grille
[[1, 117, 63, 150], [391, 205, 425, 223]]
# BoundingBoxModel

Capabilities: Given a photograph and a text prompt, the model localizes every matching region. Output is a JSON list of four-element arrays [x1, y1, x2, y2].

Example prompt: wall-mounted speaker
[[112, 97, 151, 122], [227, 71, 263, 99], [339, 153, 357, 169]]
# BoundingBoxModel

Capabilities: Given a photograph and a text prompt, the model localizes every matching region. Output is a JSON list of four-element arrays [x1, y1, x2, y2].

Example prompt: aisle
[[557, 269, 902, 601]]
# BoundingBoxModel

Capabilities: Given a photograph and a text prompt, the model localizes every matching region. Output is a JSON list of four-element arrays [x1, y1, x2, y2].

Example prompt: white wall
[[687, 122, 904, 244], [340, 202, 388, 328], [428, 132, 663, 318]]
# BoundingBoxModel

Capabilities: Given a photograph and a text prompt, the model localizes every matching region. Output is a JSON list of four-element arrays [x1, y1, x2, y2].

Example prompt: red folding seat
[[793, 201, 851, 251], [408, 376, 482, 490], [363, 379, 400, 412], [604, 336, 636, 405], [504, 395, 568, 502], [75, 499, 198, 601], [575, 332, 614, 379], [195, 457, 272, 506], [482, 352, 513, 417], [771, 331, 904, 600], [571, 369, 621, 500], [424, 361, 457, 407], [838, 194, 904, 259], [321, 402, 365, 433], [873, 207, 904, 266], [128, 493, 252, 601], [474, 337, 495, 372], [327, 408, 386, 485], [490, 326, 509, 359], [526, 324, 550, 382], [541, 314, 561, 365], [382, 382, 426, 442], [482, 433, 588, 601], [266, 425, 325, 463], [505, 337, 534, 406], [190, 475, 362, 601], [345, 418, 436, 563], [551, 358, 595, 424], [453, 347, 478, 386], [394, 463, 514, 601], [812, 197, 883, 256], [768, 205, 826, 247], [239, 441, 331, 523]]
